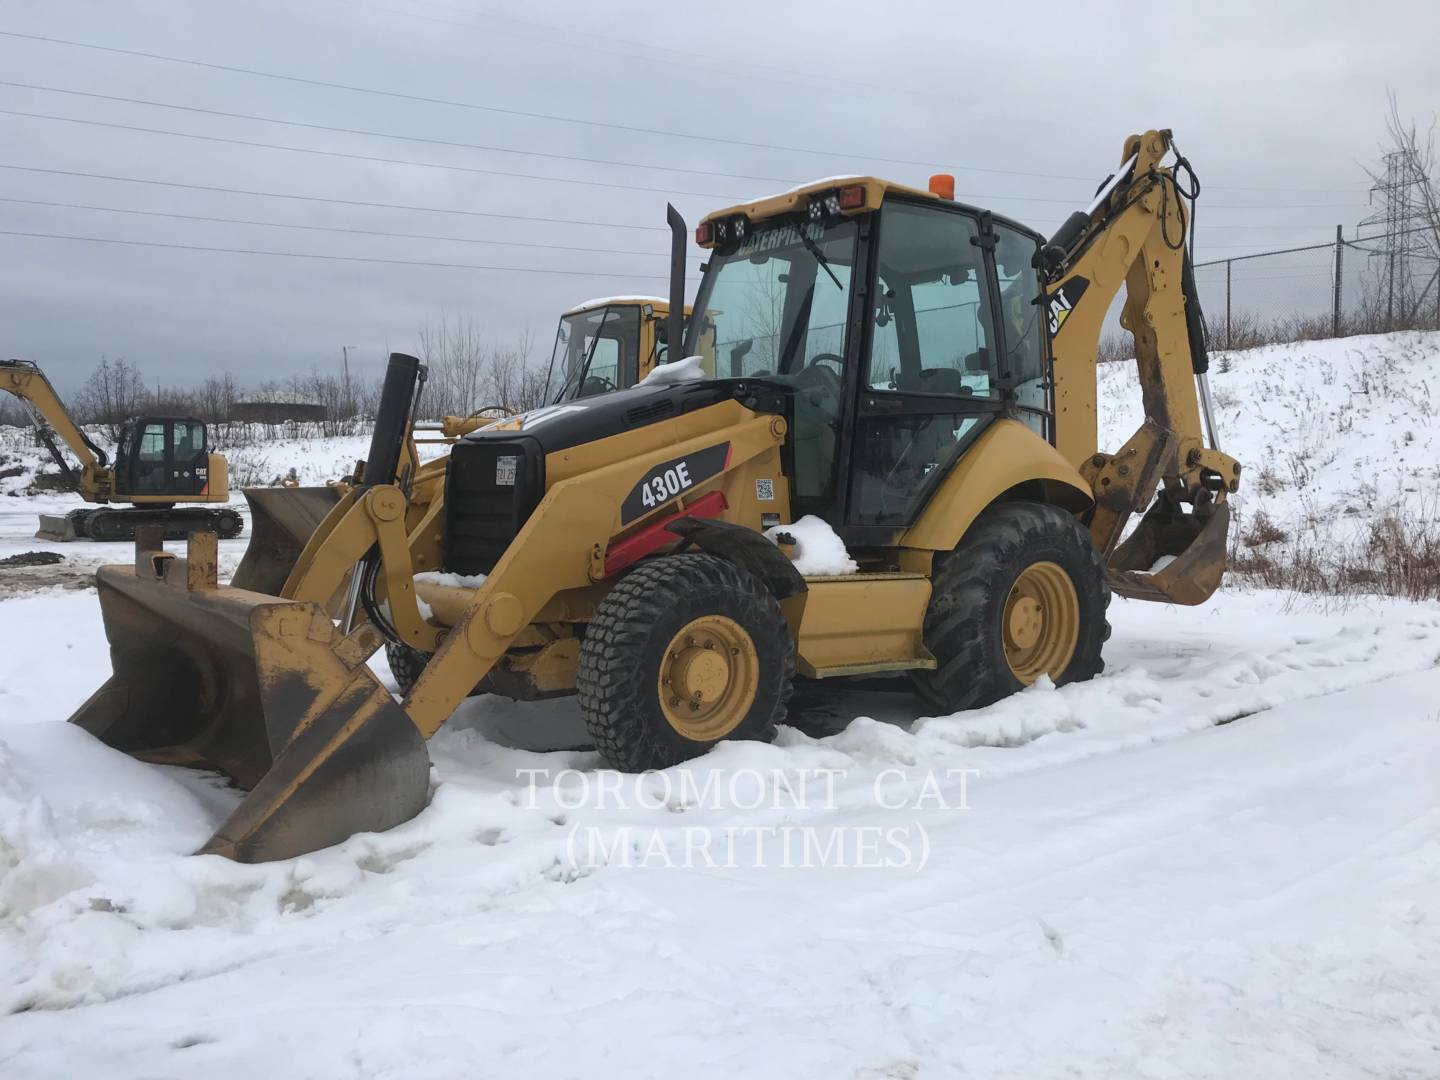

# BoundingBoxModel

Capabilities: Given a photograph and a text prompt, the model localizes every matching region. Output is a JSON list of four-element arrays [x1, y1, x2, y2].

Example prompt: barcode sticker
[[495, 455, 518, 486]]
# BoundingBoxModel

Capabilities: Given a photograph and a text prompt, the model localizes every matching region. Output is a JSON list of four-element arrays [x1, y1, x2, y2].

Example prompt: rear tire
[[912, 500, 1109, 714], [577, 554, 795, 771]]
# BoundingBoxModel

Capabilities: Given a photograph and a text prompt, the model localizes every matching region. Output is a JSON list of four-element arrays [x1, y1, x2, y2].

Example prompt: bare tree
[[197, 373, 239, 424], [73, 357, 147, 439], [418, 315, 491, 418], [485, 330, 546, 413]]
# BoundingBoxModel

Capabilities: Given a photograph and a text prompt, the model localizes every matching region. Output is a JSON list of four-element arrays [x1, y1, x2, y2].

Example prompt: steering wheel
[[580, 374, 618, 396], [792, 351, 844, 391]]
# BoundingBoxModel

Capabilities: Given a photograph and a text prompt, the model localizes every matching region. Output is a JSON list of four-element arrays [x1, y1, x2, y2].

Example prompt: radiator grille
[[443, 440, 543, 576]]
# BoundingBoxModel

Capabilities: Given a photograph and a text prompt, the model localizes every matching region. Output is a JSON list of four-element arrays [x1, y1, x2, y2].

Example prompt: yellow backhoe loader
[[69, 129, 1238, 862], [0, 359, 242, 541]]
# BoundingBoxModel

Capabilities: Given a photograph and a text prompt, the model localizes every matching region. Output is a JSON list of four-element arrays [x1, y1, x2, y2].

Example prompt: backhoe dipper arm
[[0, 358, 109, 499], [1038, 129, 1242, 605]]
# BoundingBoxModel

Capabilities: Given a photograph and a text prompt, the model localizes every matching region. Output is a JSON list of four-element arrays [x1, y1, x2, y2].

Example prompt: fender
[[902, 419, 1094, 553], [666, 517, 808, 599]]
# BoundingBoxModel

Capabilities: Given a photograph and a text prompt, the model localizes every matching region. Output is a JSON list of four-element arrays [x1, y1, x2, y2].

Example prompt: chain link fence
[[1192, 225, 1440, 351]]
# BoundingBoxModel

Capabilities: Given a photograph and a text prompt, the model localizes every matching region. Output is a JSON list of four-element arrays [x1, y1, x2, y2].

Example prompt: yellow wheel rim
[[657, 615, 758, 742], [1002, 561, 1080, 684]]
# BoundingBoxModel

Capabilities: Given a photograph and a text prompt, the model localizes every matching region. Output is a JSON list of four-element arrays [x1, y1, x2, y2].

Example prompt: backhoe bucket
[[1105, 498, 1231, 606], [69, 539, 430, 863], [231, 485, 341, 596]]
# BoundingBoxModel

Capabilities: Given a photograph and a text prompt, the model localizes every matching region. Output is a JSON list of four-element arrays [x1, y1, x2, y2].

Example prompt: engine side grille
[[444, 439, 543, 576]]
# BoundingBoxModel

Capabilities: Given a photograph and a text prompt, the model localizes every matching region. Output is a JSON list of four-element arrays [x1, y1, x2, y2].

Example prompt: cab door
[[168, 420, 209, 495], [844, 200, 1004, 534], [126, 421, 170, 496]]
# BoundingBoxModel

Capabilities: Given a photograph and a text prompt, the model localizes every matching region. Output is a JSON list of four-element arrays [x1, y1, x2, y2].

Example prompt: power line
[[0, 163, 671, 231], [0, 227, 692, 279], [0, 28, 1372, 195], [0, 79, 802, 188], [0, 111, 1371, 214], [350, 0, 900, 111], [0, 196, 669, 256], [0, 29, 1085, 180], [0, 108, 748, 200]]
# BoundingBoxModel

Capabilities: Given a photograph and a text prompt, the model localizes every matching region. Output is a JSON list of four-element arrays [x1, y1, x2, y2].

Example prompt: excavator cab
[[113, 417, 215, 499]]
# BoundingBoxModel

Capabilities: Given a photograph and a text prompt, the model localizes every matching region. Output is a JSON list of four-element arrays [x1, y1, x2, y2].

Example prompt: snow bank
[[636, 354, 707, 386], [765, 514, 858, 575], [1099, 331, 1440, 542]]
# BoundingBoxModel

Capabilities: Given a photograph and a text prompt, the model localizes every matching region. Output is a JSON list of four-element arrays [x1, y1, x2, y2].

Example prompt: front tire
[[384, 641, 488, 699], [577, 554, 795, 771], [912, 501, 1109, 714]]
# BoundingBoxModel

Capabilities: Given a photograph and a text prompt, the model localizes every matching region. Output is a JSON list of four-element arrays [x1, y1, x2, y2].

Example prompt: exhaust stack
[[666, 203, 687, 360]]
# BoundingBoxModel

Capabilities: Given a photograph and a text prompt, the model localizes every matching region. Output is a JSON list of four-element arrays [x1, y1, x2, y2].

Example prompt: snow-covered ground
[[1100, 331, 1440, 538], [2, 333, 1439, 1077]]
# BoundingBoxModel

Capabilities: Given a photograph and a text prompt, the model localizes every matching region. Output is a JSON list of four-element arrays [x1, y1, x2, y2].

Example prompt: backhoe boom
[[1040, 129, 1241, 604]]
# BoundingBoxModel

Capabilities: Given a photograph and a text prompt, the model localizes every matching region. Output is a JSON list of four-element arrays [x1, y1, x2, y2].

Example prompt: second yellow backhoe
[[69, 128, 1238, 862], [231, 296, 690, 594], [543, 296, 691, 402]]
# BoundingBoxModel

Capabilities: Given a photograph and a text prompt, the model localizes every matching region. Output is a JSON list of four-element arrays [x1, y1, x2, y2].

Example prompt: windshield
[[687, 217, 858, 506], [687, 218, 857, 382], [545, 304, 642, 403]]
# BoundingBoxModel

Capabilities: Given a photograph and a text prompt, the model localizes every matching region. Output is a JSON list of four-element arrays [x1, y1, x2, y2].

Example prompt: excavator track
[[70, 506, 245, 543]]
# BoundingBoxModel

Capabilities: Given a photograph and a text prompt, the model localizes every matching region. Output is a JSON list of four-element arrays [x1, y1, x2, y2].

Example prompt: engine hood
[[460, 378, 786, 456]]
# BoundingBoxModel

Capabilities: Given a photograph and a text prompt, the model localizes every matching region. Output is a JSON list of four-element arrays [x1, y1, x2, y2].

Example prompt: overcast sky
[[0, 0, 1435, 392]]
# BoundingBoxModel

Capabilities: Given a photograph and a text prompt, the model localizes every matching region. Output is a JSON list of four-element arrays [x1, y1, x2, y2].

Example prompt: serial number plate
[[495, 455, 518, 486]]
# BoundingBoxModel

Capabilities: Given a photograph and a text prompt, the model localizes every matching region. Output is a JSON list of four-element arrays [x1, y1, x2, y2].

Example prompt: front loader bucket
[[1105, 498, 1231, 606], [69, 544, 430, 863], [231, 485, 341, 596]]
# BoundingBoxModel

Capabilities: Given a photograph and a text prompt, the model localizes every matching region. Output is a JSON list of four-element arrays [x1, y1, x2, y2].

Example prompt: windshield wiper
[[794, 219, 842, 290], [554, 311, 612, 402]]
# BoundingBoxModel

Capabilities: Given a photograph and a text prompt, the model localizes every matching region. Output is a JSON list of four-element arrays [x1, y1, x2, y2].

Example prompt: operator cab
[[688, 179, 1051, 543], [114, 417, 212, 499]]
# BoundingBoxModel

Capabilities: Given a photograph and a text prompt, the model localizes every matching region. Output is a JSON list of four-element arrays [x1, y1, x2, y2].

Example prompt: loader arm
[[1040, 129, 1242, 604], [0, 358, 110, 500]]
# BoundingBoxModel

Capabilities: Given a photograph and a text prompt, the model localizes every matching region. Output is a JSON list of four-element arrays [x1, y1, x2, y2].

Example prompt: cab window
[[173, 421, 205, 460], [993, 222, 1050, 438], [139, 423, 165, 461]]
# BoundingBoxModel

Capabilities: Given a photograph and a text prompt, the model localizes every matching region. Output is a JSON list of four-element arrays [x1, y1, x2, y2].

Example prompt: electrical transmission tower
[[1361, 149, 1429, 325]]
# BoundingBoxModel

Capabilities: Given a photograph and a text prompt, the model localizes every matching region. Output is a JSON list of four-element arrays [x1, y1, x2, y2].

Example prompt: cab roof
[[562, 296, 693, 318], [697, 174, 1043, 246]]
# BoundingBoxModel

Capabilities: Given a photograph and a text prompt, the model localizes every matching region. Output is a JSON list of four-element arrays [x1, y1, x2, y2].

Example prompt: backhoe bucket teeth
[[69, 563, 430, 863], [231, 486, 341, 596], [1105, 499, 1230, 606]]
